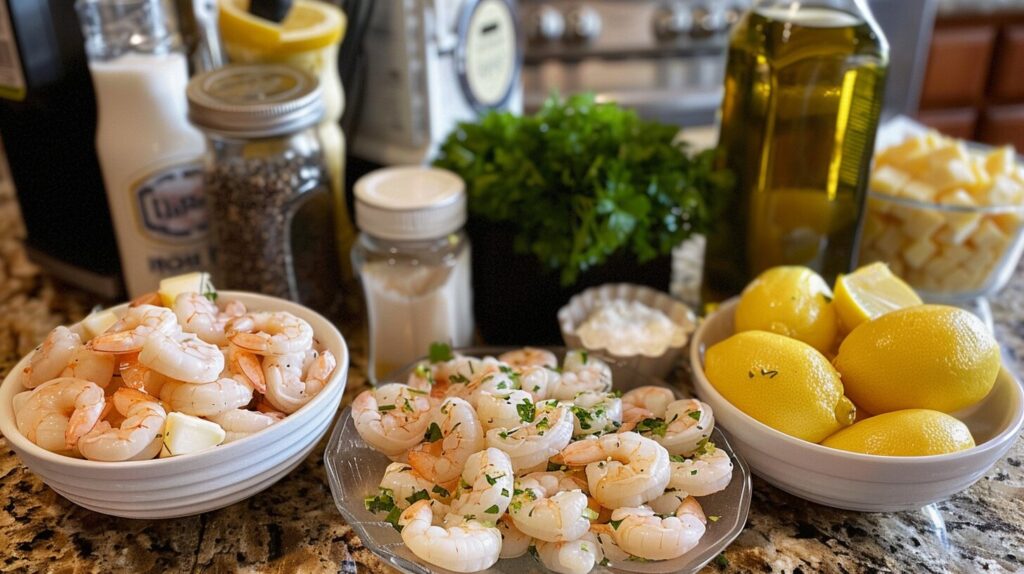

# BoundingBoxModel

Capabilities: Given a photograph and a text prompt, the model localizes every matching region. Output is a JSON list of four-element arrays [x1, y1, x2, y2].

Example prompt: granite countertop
[[1, 218, 1022, 572]]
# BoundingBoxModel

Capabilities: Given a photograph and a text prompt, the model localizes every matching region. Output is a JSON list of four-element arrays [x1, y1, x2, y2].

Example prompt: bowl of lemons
[[689, 263, 1024, 511]]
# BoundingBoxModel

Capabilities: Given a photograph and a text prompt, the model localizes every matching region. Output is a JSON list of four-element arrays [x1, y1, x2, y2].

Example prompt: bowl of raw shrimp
[[689, 298, 1024, 512], [325, 346, 752, 574], [0, 290, 348, 519]]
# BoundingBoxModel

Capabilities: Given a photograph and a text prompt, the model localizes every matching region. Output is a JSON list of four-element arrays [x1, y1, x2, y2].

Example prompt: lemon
[[821, 409, 975, 456], [734, 266, 839, 354], [219, 0, 345, 55], [833, 262, 922, 332], [834, 305, 1000, 414], [705, 330, 856, 442]]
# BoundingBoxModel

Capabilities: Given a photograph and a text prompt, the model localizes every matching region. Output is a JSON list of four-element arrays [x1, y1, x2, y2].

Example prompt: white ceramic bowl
[[690, 298, 1024, 512], [558, 283, 697, 379], [0, 291, 349, 519]]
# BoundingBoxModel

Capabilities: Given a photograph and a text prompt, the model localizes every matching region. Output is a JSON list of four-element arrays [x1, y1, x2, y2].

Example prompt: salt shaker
[[351, 167, 475, 382], [186, 64, 341, 315]]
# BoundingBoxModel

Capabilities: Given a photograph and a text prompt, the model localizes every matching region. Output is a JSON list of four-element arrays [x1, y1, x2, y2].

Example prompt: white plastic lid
[[354, 166, 467, 241]]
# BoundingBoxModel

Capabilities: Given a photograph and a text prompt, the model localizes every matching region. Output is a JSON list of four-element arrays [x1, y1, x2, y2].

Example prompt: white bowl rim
[[0, 291, 349, 470], [690, 297, 1024, 465]]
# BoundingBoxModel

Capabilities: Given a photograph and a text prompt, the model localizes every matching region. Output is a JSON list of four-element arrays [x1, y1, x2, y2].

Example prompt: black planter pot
[[468, 220, 672, 345]]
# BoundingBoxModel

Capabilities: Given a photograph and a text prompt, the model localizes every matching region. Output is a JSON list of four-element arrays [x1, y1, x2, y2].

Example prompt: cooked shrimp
[[228, 311, 313, 356], [621, 386, 675, 419], [570, 391, 623, 437], [206, 409, 282, 443], [409, 397, 485, 483], [118, 353, 167, 395], [263, 349, 336, 414], [15, 378, 105, 452], [130, 291, 163, 307], [78, 388, 166, 462], [173, 292, 245, 346], [560, 432, 670, 509], [226, 344, 265, 393], [499, 347, 557, 370], [89, 305, 179, 353], [668, 442, 733, 497], [399, 499, 502, 573], [591, 524, 632, 564], [608, 497, 706, 561], [352, 383, 434, 458], [648, 399, 715, 456], [22, 326, 81, 389], [508, 475, 590, 542], [518, 364, 560, 400], [497, 515, 532, 559], [60, 346, 115, 388], [465, 369, 520, 408], [485, 399, 574, 473], [159, 376, 253, 417], [379, 462, 448, 508], [552, 351, 611, 399], [535, 531, 604, 574], [476, 390, 534, 431], [450, 448, 514, 519], [138, 331, 224, 384]]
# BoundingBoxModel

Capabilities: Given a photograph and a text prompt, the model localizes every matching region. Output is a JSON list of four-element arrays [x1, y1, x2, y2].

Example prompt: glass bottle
[[351, 167, 474, 383], [701, 0, 889, 304], [186, 64, 341, 316]]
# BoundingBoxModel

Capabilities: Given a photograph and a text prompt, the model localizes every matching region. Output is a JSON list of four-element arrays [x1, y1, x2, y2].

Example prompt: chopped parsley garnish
[[364, 488, 396, 514], [484, 505, 500, 514], [485, 474, 499, 486], [429, 342, 454, 363], [626, 555, 650, 563], [413, 364, 435, 385], [449, 373, 470, 384], [498, 365, 521, 385], [501, 488, 509, 497], [670, 454, 687, 463], [432, 485, 450, 498], [714, 553, 729, 567], [636, 417, 668, 437], [385, 506, 403, 531], [694, 438, 715, 457], [407, 387, 428, 395], [377, 404, 396, 412], [580, 350, 588, 364], [405, 489, 430, 505], [536, 417, 550, 431], [571, 406, 593, 430], [546, 461, 567, 472], [582, 507, 599, 520], [690, 469, 698, 475], [203, 290, 218, 303], [516, 399, 536, 423], [424, 422, 443, 442], [688, 410, 702, 421], [599, 558, 611, 567], [610, 389, 623, 398], [708, 515, 720, 522], [609, 519, 623, 530], [402, 398, 414, 413]]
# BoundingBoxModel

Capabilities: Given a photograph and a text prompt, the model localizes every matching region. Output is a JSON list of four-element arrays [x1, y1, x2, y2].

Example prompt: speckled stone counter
[[1, 223, 1022, 572]]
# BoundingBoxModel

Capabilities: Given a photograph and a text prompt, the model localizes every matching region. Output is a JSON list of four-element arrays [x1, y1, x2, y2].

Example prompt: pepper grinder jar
[[351, 167, 475, 383], [186, 63, 341, 316]]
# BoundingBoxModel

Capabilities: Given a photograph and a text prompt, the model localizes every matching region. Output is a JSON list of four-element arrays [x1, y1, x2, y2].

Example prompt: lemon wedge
[[833, 262, 922, 331], [158, 272, 215, 307], [219, 0, 345, 56], [82, 309, 119, 338], [163, 412, 226, 456]]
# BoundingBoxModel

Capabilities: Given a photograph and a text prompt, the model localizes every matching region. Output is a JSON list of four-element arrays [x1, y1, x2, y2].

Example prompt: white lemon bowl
[[690, 298, 1024, 512], [0, 291, 349, 519]]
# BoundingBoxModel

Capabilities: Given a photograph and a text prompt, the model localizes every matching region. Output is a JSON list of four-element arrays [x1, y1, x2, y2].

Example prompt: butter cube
[[871, 165, 911, 195], [924, 252, 957, 277], [903, 142, 969, 174], [901, 181, 939, 202], [936, 190, 981, 244], [874, 225, 907, 258], [942, 266, 980, 291], [897, 205, 945, 239], [968, 156, 994, 198], [876, 136, 931, 167], [82, 309, 119, 339], [993, 212, 1024, 234], [918, 159, 977, 193], [163, 412, 225, 456], [959, 253, 995, 287], [970, 219, 1009, 250], [158, 272, 215, 307], [985, 174, 1024, 206], [902, 238, 938, 269], [986, 146, 1018, 177]]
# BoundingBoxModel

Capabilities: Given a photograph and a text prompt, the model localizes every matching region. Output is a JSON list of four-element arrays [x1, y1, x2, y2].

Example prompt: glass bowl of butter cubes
[[859, 131, 1024, 301]]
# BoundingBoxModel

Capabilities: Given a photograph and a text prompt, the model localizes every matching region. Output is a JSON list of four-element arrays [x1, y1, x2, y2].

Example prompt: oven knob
[[530, 6, 566, 41], [691, 4, 728, 38], [566, 6, 602, 42], [653, 4, 692, 39]]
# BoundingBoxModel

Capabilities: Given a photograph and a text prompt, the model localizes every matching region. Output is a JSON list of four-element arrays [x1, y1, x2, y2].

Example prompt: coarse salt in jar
[[351, 167, 475, 382]]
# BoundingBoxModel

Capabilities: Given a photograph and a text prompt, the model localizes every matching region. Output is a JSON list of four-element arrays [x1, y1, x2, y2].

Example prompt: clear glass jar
[[187, 64, 341, 315], [351, 167, 475, 382]]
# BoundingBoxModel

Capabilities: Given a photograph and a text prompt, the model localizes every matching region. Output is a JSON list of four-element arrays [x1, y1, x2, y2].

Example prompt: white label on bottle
[[132, 161, 208, 244], [463, 0, 517, 107], [0, 1, 26, 101]]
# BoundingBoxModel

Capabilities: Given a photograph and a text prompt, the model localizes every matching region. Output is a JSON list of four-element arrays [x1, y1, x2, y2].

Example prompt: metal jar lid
[[354, 167, 467, 241], [187, 64, 323, 138]]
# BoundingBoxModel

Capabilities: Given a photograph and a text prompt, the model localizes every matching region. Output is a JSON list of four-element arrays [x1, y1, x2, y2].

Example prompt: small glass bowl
[[859, 190, 1024, 301], [324, 347, 752, 574]]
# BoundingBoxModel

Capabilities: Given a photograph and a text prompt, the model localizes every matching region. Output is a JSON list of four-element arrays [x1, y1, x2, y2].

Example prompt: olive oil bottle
[[702, 1, 888, 304]]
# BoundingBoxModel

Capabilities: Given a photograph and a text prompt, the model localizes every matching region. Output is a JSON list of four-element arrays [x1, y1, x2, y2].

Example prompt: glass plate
[[325, 347, 752, 574]]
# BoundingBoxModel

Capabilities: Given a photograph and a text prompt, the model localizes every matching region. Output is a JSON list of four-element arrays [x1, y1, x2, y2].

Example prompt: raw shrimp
[[409, 397, 485, 483], [497, 515, 532, 559], [668, 442, 733, 497], [89, 305, 179, 353], [159, 376, 253, 417], [551, 351, 612, 399], [508, 474, 590, 542], [206, 409, 283, 443], [450, 447, 514, 520], [570, 391, 623, 437], [485, 399, 574, 473], [173, 292, 245, 346], [621, 386, 675, 419], [15, 378, 105, 452], [518, 364, 560, 400], [648, 399, 715, 456], [476, 390, 534, 431], [79, 388, 167, 462], [228, 311, 314, 356], [535, 531, 604, 574], [378, 462, 447, 508], [139, 331, 224, 384], [264, 349, 336, 414], [22, 326, 80, 388], [499, 347, 557, 370], [560, 432, 670, 509], [352, 383, 434, 458], [607, 497, 706, 561], [399, 499, 502, 573], [60, 346, 116, 389]]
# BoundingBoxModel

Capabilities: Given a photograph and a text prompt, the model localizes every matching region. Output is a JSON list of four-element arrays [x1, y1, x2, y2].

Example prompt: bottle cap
[[354, 167, 467, 241], [187, 64, 323, 138]]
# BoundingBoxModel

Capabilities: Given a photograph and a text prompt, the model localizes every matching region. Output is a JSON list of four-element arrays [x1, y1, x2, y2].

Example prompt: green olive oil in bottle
[[702, 1, 889, 304]]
